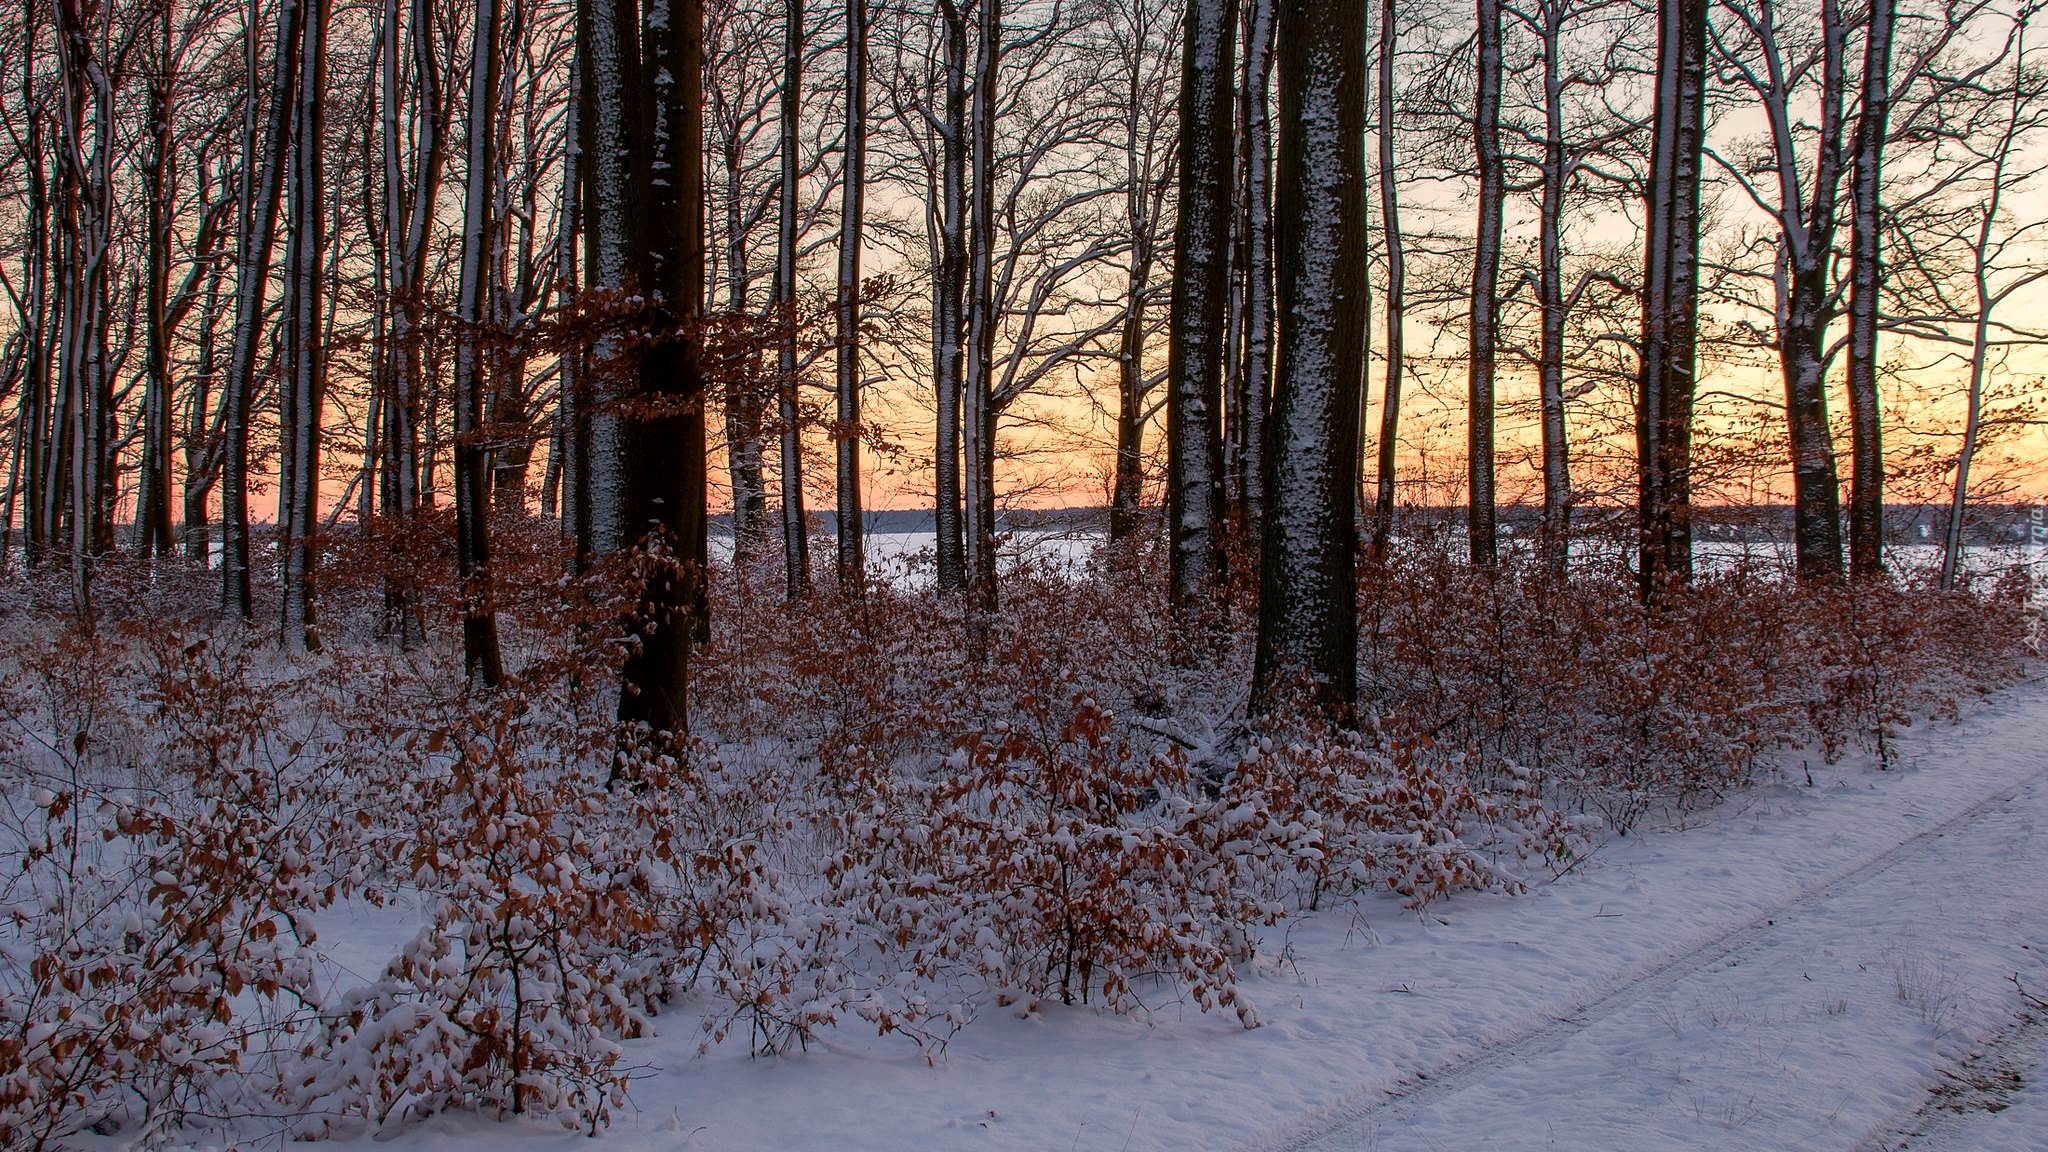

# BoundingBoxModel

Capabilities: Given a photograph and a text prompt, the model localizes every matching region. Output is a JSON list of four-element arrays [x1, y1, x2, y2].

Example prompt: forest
[[1, 0, 2046, 1145]]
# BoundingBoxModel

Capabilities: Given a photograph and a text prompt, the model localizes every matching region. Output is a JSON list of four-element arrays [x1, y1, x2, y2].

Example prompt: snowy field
[[713, 527, 2048, 592], [297, 674, 2048, 1152]]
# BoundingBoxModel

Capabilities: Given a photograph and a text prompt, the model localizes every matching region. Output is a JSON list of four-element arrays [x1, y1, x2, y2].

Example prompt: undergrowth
[[0, 519, 2034, 1147]]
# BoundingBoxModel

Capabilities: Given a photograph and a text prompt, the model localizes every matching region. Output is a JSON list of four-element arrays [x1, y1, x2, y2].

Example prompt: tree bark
[[962, 0, 1000, 602], [775, 0, 810, 599], [1369, 0, 1403, 562], [1254, 0, 1365, 721], [1235, 0, 1275, 538], [454, 0, 507, 682], [223, 0, 304, 619], [277, 0, 329, 651], [834, 0, 868, 586], [1845, 0, 1893, 582], [1467, 0, 1503, 567], [1166, 0, 1236, 610], [1636, 0, 1707, 601], [1533, 0, 1571, 575], [933, 1, 969, 592]]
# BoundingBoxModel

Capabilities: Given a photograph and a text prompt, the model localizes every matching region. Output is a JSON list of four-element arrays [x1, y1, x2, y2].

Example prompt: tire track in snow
[[1252, 754, 2048, 1152]]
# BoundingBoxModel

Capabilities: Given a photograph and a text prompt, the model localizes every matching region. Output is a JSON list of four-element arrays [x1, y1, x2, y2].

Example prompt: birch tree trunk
[[1254, 0, 1365, 720], [1467, 0, 1503, 568], [1166, 0, 1236, 610], [1636, 0, 1708, 600], [454, 0, 507, 682], [1845, 0, 1893, 582], [834, 0, 868, 586]]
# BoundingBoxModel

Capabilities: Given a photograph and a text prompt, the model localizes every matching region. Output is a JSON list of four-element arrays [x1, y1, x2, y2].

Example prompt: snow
[[317, 672, 2048, 1152]]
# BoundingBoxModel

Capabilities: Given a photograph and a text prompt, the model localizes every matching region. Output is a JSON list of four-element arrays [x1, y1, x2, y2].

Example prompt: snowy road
[[370, 677, 2048, 1152], [1271, 685, 2048, 1152]]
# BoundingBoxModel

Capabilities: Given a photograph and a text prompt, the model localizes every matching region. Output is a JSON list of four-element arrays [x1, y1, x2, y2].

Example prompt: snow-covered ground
[[327, 674, 2048, 1152]]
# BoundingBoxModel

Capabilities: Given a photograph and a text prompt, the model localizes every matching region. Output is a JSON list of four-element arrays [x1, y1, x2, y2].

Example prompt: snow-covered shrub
[[826, 687, 1265, 1034], [1229, 707, 1577, 911], [293, 669, 685, 1135], [0, 625, 345, 1150]]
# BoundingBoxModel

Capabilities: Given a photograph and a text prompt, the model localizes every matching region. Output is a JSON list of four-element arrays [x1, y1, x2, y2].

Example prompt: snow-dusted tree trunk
[[962, 0, 1000, 602], [1466, 0, 1503, 567], [581, 0, 707, 735], [1234, 0, 1274, 537], [933, 1, 969, 592], [775, 0, 810, 600], [1845, 0, 1893, 582], [1725, 0, 1845, 582], [277, 0, 328, 652], [834, 0, 868, 586], [1166, 0, 1236, 609], [1255, 0, 1365, 719], [222, 0, 303, 618], [453, 0, 506, 682], [1636, 0, 1707, 599], [575, 0, 640, 562], [1368, 0, 1403, 562]]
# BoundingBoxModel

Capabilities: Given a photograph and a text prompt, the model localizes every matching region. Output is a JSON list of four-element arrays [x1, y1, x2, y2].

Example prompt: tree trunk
[[1636, 0, 1708, 601], [1534, 0, 1571, 575], [1776, 0, 1846, 583], [581, 0, 707, 737], [136, 1, 178, 559], [933, 1, 969, 592], [1254, 0, 1365, 721], [834, 0, 868, 586], [224, 0, 304, 619], [454, 0, 507, 682], [1369, 0, 1402, 562], [1467, 0, 1503, 567], [962, 0, 1000, 602], [1845, 0, 1893, 582], [775, 0, 810, 600], [278, 0, 329, 651], [1166, 0, 1237, 609], [1235, 0, 1275, 537]]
